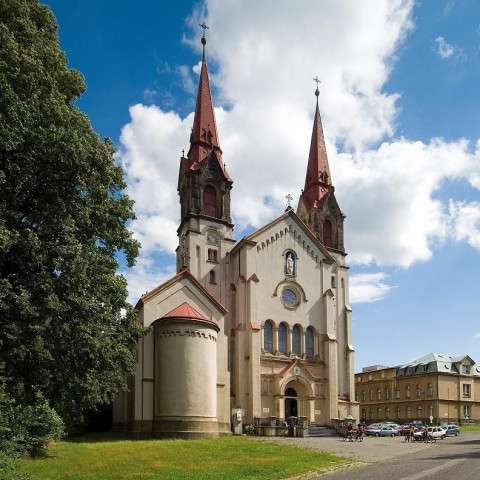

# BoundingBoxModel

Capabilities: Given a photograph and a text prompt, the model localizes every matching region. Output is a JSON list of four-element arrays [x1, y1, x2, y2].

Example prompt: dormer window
[[462, 364, 471, 375]]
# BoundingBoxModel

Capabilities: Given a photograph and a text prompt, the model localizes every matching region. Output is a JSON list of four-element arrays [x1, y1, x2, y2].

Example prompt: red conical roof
[[162, 302, 208, 321], [302, 100, 332, 208], [161, 301, 219, 330]]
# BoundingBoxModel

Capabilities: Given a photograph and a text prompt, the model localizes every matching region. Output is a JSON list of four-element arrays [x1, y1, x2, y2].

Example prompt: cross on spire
[[313, 76, 321, 99], [199, 22, 209, 60], [285, 193, 293, 210]]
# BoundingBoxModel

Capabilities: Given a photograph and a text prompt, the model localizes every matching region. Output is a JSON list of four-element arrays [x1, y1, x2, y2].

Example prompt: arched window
[[203, 185, 217, 217], [305, 327, 314, 357], [209, 270, 216, 284], [263, 320, 273, 353], [292, 324, 301, 355], [377, 389, 382, 400], [323, 219, 333, 247], [278, 323, 288, 354], [427, 383, 433, 396]]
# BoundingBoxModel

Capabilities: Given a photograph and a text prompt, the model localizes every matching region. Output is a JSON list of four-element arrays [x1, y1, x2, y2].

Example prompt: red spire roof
[[186, 46, 230, 180], [302, 100, 333, 208], [162, 302, 209, 321]]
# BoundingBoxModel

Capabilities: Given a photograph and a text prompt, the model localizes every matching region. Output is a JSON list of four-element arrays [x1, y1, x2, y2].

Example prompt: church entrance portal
[[284, 387, 298, 418]]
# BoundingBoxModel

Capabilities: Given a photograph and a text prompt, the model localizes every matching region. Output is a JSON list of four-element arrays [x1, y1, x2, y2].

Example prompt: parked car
[[414, 426, 447, 440], [384, 422, 401, 430], [366, 425, 399, 437], [444, 424, 460, 436]]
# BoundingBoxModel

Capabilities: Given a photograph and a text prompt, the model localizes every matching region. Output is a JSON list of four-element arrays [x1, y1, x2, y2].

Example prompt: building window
[[385, 388, 390, 400], [209, 270, 216, 284], [278, 323, 288, 354], [396, 407, 401, 418], [417, 405, 422, 418], [463, 404, 472, 419], [463, 384, 471, 398], [385, 407, 390, 419], [263, 321, 273, 353], [207, 248, 218, 263], [305, 327, 315, 357], [428, 405, 434, 418], [405, 385, 411, 399], [462, 364, 471, 375], [355, 391, 359, 402], [362, 390, 366, 401], [407, 406, 412, 418], [416, 384, 421, 398], [331, 276, 336, 288], [395, 388, 400, 399], [377, 389, 382, 401], [369, 390, 373, 401], [377, 407, 382, 419], [427, 383, 433, 396], [362, 409, 367, 420], [203, 185, 217, 217], [292, 324, 301, 355], [323, 219, 333, 247]]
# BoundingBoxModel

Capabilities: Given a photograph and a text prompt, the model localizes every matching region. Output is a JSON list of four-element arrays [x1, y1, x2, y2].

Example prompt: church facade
[[112, 37, 359, 438]]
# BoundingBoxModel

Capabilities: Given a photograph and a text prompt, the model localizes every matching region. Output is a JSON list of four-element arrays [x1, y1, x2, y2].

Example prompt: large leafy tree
[[0, 0, 143, 426]]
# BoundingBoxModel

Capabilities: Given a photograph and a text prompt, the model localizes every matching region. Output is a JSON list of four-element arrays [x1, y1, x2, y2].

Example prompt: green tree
[[0, 0, 143, 427]]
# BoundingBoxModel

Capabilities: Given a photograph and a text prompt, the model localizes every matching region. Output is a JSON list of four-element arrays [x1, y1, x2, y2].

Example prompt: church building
[[113, 33, 359, 438]]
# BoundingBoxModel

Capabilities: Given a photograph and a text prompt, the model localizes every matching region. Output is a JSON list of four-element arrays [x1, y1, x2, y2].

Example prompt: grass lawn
[[461, 424, 480, 433], [19, 434, 348, 480]]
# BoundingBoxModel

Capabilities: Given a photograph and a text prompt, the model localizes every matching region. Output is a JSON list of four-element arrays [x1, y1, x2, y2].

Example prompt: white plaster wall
[[155, 319, 218, 419]]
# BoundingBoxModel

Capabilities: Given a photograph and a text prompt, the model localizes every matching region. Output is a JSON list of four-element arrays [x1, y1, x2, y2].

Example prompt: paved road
[[321, 432, 480, 480]]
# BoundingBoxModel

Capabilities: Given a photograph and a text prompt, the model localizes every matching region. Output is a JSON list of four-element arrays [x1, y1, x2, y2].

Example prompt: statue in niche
[[285, 251, 296, 276]]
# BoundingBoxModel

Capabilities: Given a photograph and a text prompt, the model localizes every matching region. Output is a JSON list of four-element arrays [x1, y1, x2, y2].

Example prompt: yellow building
[[355, 354, 480, 424]]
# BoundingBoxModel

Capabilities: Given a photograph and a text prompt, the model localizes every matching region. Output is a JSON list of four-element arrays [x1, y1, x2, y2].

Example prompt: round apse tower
[[153, 302, 219, 438]]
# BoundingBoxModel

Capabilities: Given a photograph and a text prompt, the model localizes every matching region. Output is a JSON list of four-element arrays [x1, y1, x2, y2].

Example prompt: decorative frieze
[[157, 329, 217, 342]]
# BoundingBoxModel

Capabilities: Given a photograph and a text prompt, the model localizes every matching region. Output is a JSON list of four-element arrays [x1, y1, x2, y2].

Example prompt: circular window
[[282, 288, 299, 308]]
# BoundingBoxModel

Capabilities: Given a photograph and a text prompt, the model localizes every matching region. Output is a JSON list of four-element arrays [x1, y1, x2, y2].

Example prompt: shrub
[[0, 452, 31, 480], [0, 386, 64, 457], [243, 424, 256, 435]]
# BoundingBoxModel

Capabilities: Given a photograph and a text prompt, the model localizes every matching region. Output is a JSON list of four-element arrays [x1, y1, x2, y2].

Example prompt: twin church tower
[[113, 30, 357, 438]]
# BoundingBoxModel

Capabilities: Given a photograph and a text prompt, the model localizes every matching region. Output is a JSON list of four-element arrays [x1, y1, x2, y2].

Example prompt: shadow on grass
[[65, 432, 142, 443]]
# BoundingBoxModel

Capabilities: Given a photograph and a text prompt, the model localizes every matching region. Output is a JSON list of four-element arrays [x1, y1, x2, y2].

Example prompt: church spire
[[186, 24, 228, 177], [302, 78, 332, 208], [297, 80, 344, 251]]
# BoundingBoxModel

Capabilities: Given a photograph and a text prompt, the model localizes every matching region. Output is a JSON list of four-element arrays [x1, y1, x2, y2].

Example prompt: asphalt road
[[322, 432, 480, 480]]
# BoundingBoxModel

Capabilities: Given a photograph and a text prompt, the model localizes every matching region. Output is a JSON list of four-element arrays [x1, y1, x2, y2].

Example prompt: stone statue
[[286, 252, 295, 276]]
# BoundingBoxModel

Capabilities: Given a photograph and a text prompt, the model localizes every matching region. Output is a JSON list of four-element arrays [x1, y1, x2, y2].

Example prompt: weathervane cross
[[285, 193, 293, 209], [199, 22, 209, 59], [313, 76, 321, 98], [199, 22, 209, 36]]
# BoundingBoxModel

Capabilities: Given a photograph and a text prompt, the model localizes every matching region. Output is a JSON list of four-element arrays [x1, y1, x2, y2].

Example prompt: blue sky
[[45, 1, 480, 370]]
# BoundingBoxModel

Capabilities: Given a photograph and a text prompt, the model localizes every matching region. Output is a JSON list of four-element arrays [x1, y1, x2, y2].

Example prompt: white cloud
[[449, 200, 480, 249], [435, 36, 455, 59], [122, 255, 175, 305], [474, 332, 480, 339], [118, 0, 480, 301], [350, 272, 394, 303]]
